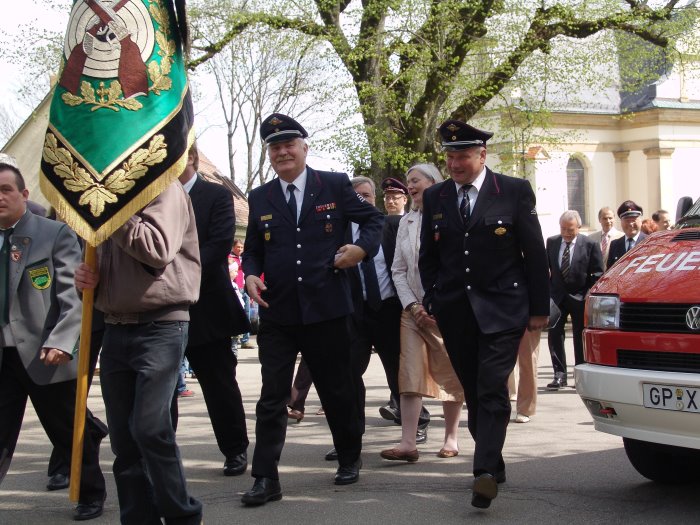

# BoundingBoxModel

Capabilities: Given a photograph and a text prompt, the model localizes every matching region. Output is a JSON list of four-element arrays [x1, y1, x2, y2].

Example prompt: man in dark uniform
[[175, 144, 251, 476], [607, 200, 647, 268], [241, 113, 383, 505], [381, 177, 408, 216], [419, 120, 549, 509]]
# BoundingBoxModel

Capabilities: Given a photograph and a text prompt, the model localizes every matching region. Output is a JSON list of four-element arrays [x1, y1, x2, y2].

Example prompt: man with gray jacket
[[0, 157, 106, 520], [75, 181, 203, 525]]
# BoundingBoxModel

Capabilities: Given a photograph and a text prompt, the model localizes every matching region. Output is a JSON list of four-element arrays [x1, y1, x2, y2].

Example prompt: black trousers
[[172, 337, 249, 460], [548, 295, 585, 376], [251, 317, 362, 479], [348, 296, 402, 427], [435, 297, 524, 476], [0, 348, 106, 503]]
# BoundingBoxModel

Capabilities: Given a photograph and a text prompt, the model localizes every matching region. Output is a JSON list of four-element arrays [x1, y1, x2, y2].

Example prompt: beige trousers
[[507, 329, 542, 416]]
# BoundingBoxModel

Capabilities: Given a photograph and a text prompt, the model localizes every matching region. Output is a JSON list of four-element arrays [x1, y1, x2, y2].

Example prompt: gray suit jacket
[[0, 211, 82, 385]]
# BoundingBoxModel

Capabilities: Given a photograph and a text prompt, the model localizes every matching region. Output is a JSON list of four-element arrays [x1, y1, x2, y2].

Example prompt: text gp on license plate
[[643, 383, 700, 413]]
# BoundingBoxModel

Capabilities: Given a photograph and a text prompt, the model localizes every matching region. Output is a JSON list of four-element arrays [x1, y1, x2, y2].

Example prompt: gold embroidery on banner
[[43, 132, 168, 217], [60, 0, 175, 112], [40, 127, 194, 247]]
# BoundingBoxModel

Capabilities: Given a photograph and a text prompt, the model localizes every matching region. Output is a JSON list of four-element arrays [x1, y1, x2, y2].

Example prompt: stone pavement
[[1, 334, 698, 524]]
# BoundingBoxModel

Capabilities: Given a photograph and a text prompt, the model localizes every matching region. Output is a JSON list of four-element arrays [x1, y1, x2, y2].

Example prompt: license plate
[[643, 383, 700, 413]]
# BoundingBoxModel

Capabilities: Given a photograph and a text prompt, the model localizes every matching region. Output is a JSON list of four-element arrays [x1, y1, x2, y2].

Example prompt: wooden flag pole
[[69, 244, 97, 502]]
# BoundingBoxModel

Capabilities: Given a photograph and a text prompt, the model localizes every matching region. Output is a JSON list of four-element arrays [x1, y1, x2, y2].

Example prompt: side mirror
[[675, 196, 694, 222]]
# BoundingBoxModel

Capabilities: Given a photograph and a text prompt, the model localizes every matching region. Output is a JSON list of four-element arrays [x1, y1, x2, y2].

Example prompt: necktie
[[626, 237, 634, 252], [360, 259, 382, 311], [0, 228, 14, 326], [600, 233, 608, 257], [459, 184, 473, 224], [287, 184, 298, 223], [560, 241, 571, 281]]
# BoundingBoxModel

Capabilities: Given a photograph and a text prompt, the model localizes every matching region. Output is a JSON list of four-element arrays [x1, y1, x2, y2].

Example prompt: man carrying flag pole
[[40, 1, 201, 522]]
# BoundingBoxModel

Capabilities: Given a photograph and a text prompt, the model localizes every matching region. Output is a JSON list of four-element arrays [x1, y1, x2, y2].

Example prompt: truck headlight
[[586, 294, 620, 329]]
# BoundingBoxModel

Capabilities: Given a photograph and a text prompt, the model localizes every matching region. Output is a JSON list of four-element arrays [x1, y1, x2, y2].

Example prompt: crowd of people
[[0, 111, 674, 522]]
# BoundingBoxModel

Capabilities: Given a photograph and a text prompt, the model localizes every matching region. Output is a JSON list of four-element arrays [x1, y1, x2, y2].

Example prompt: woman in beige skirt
[[380, 164, 464, 462]]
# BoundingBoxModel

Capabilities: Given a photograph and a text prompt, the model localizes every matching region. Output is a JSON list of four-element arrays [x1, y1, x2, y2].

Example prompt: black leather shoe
[[546, 377, 568, 390], [495, 470, 506, 484], [324, 447, 338, 461], [241, 477, 282, 506], [415, 427, 428, 444], [334, 458, 362, 485], [73, 497, 105, 521], [471, 473, 498, 509], [224, 452, 248, 476], [47, 472, 70, 491], [379, 405, 399, 421]]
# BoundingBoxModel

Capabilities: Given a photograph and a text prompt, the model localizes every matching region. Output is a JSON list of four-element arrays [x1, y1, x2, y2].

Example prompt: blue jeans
[[240, 293, 251, 344], [100, 321, 202, 525], [176, 358, 189, 394]]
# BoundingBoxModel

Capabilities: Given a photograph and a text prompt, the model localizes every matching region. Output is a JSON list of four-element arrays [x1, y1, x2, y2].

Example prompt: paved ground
[[1, 334, 698, 524]]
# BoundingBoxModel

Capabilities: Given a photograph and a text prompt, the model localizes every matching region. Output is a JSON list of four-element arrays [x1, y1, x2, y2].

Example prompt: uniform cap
[[381, 177, 408, 195], [260, 113, 308, 144], [438, 120, 493, 151], [617, 200, 643, 219]]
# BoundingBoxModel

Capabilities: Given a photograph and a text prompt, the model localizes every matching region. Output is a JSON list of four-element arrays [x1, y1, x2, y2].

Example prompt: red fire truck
[[575, 197, 700, 483]]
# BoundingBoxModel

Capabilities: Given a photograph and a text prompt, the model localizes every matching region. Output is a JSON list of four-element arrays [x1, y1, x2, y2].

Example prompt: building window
[[567, 157, 586, 225]]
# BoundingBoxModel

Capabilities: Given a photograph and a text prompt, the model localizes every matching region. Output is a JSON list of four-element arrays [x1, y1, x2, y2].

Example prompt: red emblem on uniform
[[11, 250, 21, 262]]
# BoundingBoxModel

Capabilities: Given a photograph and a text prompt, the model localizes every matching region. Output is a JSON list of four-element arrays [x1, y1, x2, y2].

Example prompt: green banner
[[40, 0, 193, 246]]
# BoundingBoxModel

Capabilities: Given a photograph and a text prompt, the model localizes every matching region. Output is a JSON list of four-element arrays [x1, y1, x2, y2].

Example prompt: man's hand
[[333, 244, 367, 269], [527, 315, 548, 332], [75, 262, 99, 292], [246, 275, 269, 308], [40, 348, 71, 366]]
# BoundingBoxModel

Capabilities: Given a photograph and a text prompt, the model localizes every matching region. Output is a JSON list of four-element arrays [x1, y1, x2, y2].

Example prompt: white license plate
[[643, 383, 700, 413]]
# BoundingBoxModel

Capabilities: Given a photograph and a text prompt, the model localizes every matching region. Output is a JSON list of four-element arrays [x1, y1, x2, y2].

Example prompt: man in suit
[[587, 207, 623, 270], [419, 120, 549, 509], [0, 159, 106, 520], [607, 200, 648, 269], [241, 113, 383, 505], [344, 177, 429, 444], [175, 144, 251, 476], [546, 210, 604, 390]]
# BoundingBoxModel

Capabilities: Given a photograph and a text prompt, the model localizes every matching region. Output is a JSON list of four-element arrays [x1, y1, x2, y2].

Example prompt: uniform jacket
[[95, 182, 201, 320], [419, 168, 550, 334], [187, 176, 250, 345], [606, 232, 648, 269], [346, 214, 401, 316], [546, 233, 604, 304], [243, 167, 384, 325], [1, 211, 82, 385]]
